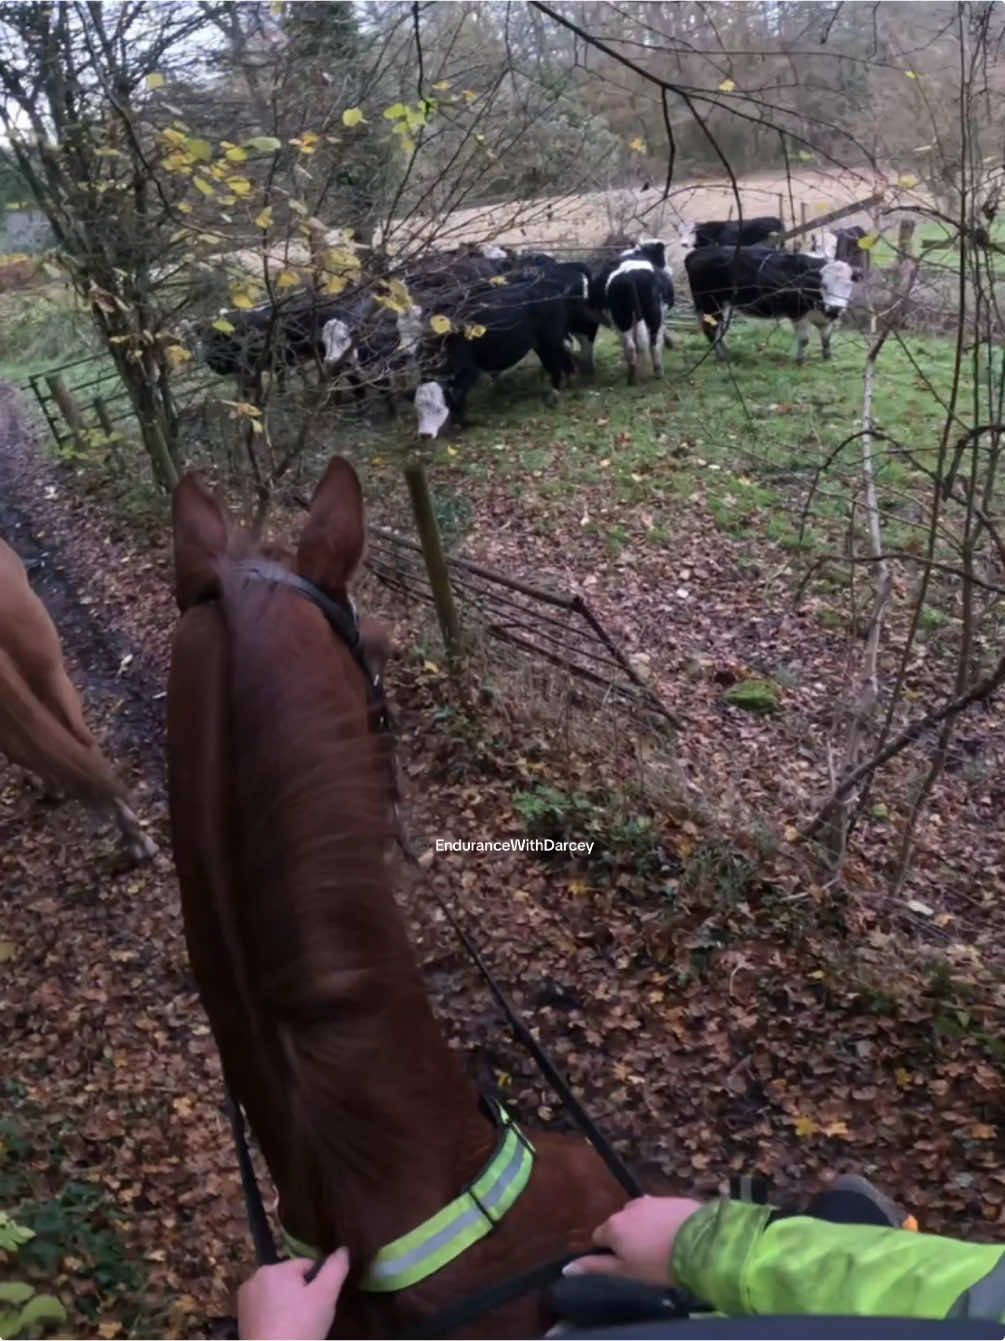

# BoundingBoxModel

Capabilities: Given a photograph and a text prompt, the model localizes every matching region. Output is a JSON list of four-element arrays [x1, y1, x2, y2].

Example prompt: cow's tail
[[0, 649, 126, 804]]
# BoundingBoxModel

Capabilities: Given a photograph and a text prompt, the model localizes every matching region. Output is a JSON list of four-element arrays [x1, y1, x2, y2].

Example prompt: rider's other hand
[[564, 1196, 705, 1285], [238, 1247, 350, 1339]]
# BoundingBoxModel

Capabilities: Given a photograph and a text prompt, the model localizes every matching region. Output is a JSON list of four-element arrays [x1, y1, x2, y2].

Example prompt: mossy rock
[[724, 678, 782, 715]]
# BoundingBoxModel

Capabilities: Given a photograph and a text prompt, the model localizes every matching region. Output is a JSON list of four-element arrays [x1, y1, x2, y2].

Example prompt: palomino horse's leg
[[111, 796, 158, 862]]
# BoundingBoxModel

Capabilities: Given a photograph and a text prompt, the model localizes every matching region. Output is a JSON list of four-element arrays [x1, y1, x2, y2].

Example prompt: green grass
[[869, 217, 1005, 270], [345, 318, 964, 572]]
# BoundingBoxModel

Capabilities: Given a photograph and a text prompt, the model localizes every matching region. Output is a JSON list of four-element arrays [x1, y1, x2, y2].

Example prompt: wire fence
[[365, 524, 676, 726]]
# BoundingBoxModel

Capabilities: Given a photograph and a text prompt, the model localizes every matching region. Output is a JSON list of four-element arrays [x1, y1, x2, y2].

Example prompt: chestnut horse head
[[167, 458, 622, 1336]]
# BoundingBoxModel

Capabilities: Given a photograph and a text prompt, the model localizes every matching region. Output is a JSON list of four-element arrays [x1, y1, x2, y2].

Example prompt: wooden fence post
[[46, 374, 85, 453], [896, 217, 916, 284], [402, 459, 463, 670]]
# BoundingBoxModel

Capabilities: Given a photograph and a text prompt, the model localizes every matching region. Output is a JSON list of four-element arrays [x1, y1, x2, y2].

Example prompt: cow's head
[[819, 259, 856, 320], [414, 381, 451, 439], [396, 304, 425, 356], [677, 222, 697, 252], [322, 318, 355, 369]]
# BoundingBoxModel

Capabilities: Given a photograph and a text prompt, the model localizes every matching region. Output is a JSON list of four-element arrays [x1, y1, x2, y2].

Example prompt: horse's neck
[[270, 941, 499, 1265]]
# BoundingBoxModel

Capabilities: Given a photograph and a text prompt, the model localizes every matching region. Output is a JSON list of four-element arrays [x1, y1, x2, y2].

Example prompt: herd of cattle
[[184, 214, 868, 438]]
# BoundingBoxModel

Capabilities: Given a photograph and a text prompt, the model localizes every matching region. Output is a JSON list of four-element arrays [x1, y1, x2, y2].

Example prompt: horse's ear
[[296, 456, 365, 594], [172, 472, 231, 610]]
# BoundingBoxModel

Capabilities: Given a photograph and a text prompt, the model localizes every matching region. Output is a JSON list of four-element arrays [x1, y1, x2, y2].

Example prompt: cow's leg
[[793, 316, 811, 365], [663, 316, 675, 351], [535, 339, 567, 405], [619, 326, 639, 384], [808, 308, 834, 359], [641, 293, 664, 377], [575, 331, 596, 375]]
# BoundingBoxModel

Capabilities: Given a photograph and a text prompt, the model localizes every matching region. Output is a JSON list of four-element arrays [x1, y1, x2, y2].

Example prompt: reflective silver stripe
[[949, 1249, 1005, 1320], [365, 1133, 529, 1286]]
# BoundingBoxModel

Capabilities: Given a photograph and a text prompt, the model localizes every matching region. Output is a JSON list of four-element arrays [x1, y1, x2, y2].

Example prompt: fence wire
[[364, 525, 675, 726]]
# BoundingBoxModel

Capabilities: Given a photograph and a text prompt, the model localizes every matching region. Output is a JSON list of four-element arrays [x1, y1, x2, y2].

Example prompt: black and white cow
[[820, 225, 869, 267], [188, 293, 342, 393], [320, 296, 424, 413], [689, 216, 783, 250], [684, 244, 860, 363], [412, 270, 577, 438], [588, 238, 674, 384]]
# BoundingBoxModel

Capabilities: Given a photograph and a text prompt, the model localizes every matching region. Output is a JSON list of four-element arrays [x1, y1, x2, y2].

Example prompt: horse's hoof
[[544, 388, 560, 407]]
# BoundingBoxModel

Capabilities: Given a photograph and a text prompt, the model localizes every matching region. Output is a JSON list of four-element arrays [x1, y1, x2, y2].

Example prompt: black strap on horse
[[419, 877, 643, 1202]]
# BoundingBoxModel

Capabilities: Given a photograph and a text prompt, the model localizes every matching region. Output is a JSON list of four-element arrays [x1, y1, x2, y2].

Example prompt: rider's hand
[[564, 1196, 705, 1285], [238, 1248, 350, 1339]]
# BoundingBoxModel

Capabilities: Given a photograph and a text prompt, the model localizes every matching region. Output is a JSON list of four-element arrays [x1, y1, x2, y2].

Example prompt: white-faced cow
[[685, 244, 860, 363], [321, 295, 423, 414], [189, 294, 341, 394], [589, 237, 675, 384], [688, 215, 783, 250], [412, 269, 578, 439]]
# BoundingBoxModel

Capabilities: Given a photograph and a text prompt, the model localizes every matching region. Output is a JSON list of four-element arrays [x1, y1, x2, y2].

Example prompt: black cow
[[684, 244, 860, 363], [588, 238, 674, 384], [190, 292, 341, 393], [412, 270, 577, 438], [515, 252, 599, 372], [690, 216, 783, 250]]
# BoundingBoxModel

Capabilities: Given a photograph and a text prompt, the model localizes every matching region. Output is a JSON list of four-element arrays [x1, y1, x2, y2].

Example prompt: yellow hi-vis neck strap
[[282, 1100, 535, 1293]]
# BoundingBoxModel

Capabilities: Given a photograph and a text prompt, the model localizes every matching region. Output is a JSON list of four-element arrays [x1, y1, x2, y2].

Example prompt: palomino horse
[[0, 536, 156, 862], [166, 458, 624, 1337]]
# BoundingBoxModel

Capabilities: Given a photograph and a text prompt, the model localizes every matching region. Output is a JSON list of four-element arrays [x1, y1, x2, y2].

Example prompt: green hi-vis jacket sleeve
[[673, 1200, 1005, 1321]]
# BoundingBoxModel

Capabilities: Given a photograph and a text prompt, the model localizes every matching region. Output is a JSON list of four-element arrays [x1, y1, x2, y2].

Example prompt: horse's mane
[[213, 557, 434, 1252]]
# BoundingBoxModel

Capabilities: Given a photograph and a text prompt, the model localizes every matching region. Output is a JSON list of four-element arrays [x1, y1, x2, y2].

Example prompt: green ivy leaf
[[19, 1294, 67, 1326], [0, 1282, 35, 1305]]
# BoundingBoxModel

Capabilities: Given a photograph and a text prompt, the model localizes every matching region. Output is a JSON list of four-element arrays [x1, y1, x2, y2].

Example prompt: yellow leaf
[[146, 72, 165, 90], [857, 233, 879, 250], [630, 137, 647, 153], [822, 1120, 850, 1138], [325, 246, 361, 273], [276, 269, 299, 290], [212, 318, 236, 334], [0, 939, 16, 963], [289, 198, 308, 216], [905, 70, 917, 78], [270, 0, 286, 13], [795, 1114, 819, 1138], [173, 1095, 194, 1117], [193, 176, 215, 197], [384, 102, 408, 121], [255, 206, 273, 229], [231, 290, 255, 310], [227, 176, 252, 197], [433, 80, 452, 91], [446, 445, 458, 456], [342, 107, 366, 128], [489, 274, 508, 286], [463, 322, 486, 340], [225, 146, 248, 163], [217, 196, 235, 208], [895, 1067, 912, 1089], [246, 135, 282, 153], [898, 173, 920, 188], [164, 344, 193, 369], [177, 201, 192, 214], [186, 137, 213, 162], [323, 274, 348, 296], [719, 78, 736, 93], [422, 659, 440, 673], [784, 825, 800, 843], [462, 89, 478, 102], [430, 313, 452, 335]]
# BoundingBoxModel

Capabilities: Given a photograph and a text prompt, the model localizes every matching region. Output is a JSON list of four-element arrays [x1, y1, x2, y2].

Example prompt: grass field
[[338, 315, 963, 585]]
